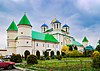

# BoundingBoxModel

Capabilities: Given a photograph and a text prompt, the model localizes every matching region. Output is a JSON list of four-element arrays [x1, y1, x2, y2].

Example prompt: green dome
[[7, 21, 18, 31], [18, 14, 32, 27]]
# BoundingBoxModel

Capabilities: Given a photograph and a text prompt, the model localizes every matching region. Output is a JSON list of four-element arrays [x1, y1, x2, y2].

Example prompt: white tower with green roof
[[82, 36, 89, 47], [16, 14, 32, 55], [7, 21, 18, 55]]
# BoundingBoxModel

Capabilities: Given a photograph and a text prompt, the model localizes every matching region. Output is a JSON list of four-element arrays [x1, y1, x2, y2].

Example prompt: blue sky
[[0, 0, 100, 49]]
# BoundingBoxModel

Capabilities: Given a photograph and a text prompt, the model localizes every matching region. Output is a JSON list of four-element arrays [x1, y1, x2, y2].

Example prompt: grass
[[15, 57, 99, 71]]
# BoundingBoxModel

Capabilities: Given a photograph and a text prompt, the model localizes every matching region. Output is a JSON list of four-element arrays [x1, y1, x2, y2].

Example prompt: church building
[[7, 14, 87, 56]]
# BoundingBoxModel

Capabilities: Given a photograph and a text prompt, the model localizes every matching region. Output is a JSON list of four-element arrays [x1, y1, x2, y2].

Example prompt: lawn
[[15, 57, 100, 71]]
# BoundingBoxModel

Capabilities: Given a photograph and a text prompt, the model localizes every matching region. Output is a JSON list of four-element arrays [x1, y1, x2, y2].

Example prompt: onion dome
[[51, 18, 61, 24], [41, 23, 48, 27], [62, 24, 69, 27]]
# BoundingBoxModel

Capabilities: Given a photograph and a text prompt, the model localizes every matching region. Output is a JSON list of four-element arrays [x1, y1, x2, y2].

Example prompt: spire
[[82, 36, 89, 42], [7, 20, 18, 31], [18, 13, 32, 27]]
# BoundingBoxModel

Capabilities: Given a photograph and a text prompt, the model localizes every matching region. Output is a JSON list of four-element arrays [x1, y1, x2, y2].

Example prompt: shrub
[[24, 50, 30, 60], [10, 54, 22, 63], [40, 56, 45, 60], [68, 50, 82, 57], [27, 55, 38, 65], [57, 55, 62, 60], [91, 51, 99, 58], [61, 52, 66, 56], [50, 51, 54, 57], [92, 52, 100, 68], [51, 55, 56, 59], [57, 51, 60, 56], [36, 50, 40, 59], [46, 56, 51, 60], [43, 51, 49, 58]]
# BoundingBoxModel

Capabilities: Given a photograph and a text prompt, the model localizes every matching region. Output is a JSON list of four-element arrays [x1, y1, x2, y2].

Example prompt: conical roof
[[18, 14, 32, 26], [7, 21, 18, 31], [82, 36, 89, 42]]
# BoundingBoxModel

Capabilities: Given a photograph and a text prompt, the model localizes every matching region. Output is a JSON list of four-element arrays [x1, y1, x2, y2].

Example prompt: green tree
[[24, 50, 30, 60], [96, 40, 100, 52]]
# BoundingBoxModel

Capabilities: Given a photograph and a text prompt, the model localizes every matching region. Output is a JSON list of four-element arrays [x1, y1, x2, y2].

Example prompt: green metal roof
[[85, 45, 94, 50], [18, 14, 32, 26], [82, 36, 88, 42], [7, 21, 18, 31], [67, 40, 83, 46], [32, 31, 58, 43]]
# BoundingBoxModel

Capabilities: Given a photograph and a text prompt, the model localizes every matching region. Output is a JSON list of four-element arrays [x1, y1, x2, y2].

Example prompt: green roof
[[82, 36, 88, 42], [7, 21, 18, 31], [85, 45, 94, 50], [32, 31, 58, 43], [67, 40, 83, 46], [18, 14, 32, 26]]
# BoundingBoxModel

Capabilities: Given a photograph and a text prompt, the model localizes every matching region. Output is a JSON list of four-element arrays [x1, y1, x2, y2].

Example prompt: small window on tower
[[8, 36, 9, 38], [27, 41, 28, 44], [21, 32, 23, 34], [43, 44, 44, 47], [57, 24, 58, 29]]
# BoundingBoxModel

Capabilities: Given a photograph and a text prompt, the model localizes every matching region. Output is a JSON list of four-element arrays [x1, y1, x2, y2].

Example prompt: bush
[[57, 51, 60, 56], [43, 51, 49, 58], [24, 50, 30, 60], [40, 56, 45, 60], [61, 52, 66, 56], [91, 51, 99, 58], [68, 50, 83, 57], [51, 55, 56, 59], [10, 54, 22, 63], [92, 52, 100, 68], [50, 51, 54, 57], [36, 50, 40, 59], [46, 56, 51, 60], [27, 55, 38, 65], [57, 55, 62, 60]]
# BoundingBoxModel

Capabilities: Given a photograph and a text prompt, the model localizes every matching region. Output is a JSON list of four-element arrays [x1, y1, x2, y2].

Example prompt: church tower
[[51, 18, 61, 30], [82, 36, 89, 47], [16, 13, 32, 55], [7, 21, 18, 55], [62, 24, 70, 34], [41, 23, 48, 33]]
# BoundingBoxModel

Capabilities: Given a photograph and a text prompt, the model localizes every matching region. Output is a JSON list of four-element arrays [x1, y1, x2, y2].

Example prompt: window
[[36, 43, 38, 46], [21, 32, 23, 34], [8, 36, 9, 38], [44, 28, 45, 32], [43, 44, 44, 47], [61, 42, 62, 45], [53, 45, 54, 47], [57, 24, 58, 29], [66, 28, 67, 32], [48, 44, 49, 47], [27, 41, 28, 44]]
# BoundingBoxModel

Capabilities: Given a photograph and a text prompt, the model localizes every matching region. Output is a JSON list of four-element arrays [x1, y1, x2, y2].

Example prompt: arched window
[[66, 28, 67, 32], [44, 27, 45, 32], [57, 24, 58, 29]]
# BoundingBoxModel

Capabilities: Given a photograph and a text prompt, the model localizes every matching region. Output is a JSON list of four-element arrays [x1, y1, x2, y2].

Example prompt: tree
[[96, 40, 100, 52], [43, 51, 49, 58], [36, 50, 40, 59], [74, 45, 77, 50], [24, 50, 30, 60]]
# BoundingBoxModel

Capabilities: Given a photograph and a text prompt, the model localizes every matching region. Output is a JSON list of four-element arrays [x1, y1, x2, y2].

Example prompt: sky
[[0, 0, 100, 49]]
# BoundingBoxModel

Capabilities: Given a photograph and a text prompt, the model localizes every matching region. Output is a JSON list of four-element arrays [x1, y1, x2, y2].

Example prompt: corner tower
[[7, 21, 18, 55], [41, 23, 48, 33], [82, 36, 89, 47], [16, 13, 32, 55]]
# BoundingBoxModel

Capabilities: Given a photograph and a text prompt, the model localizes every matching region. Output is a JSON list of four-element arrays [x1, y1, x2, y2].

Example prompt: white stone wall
[[7, 47, 16, 55], [0, 50, 7, 56], [82, 42, 88, 47]]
